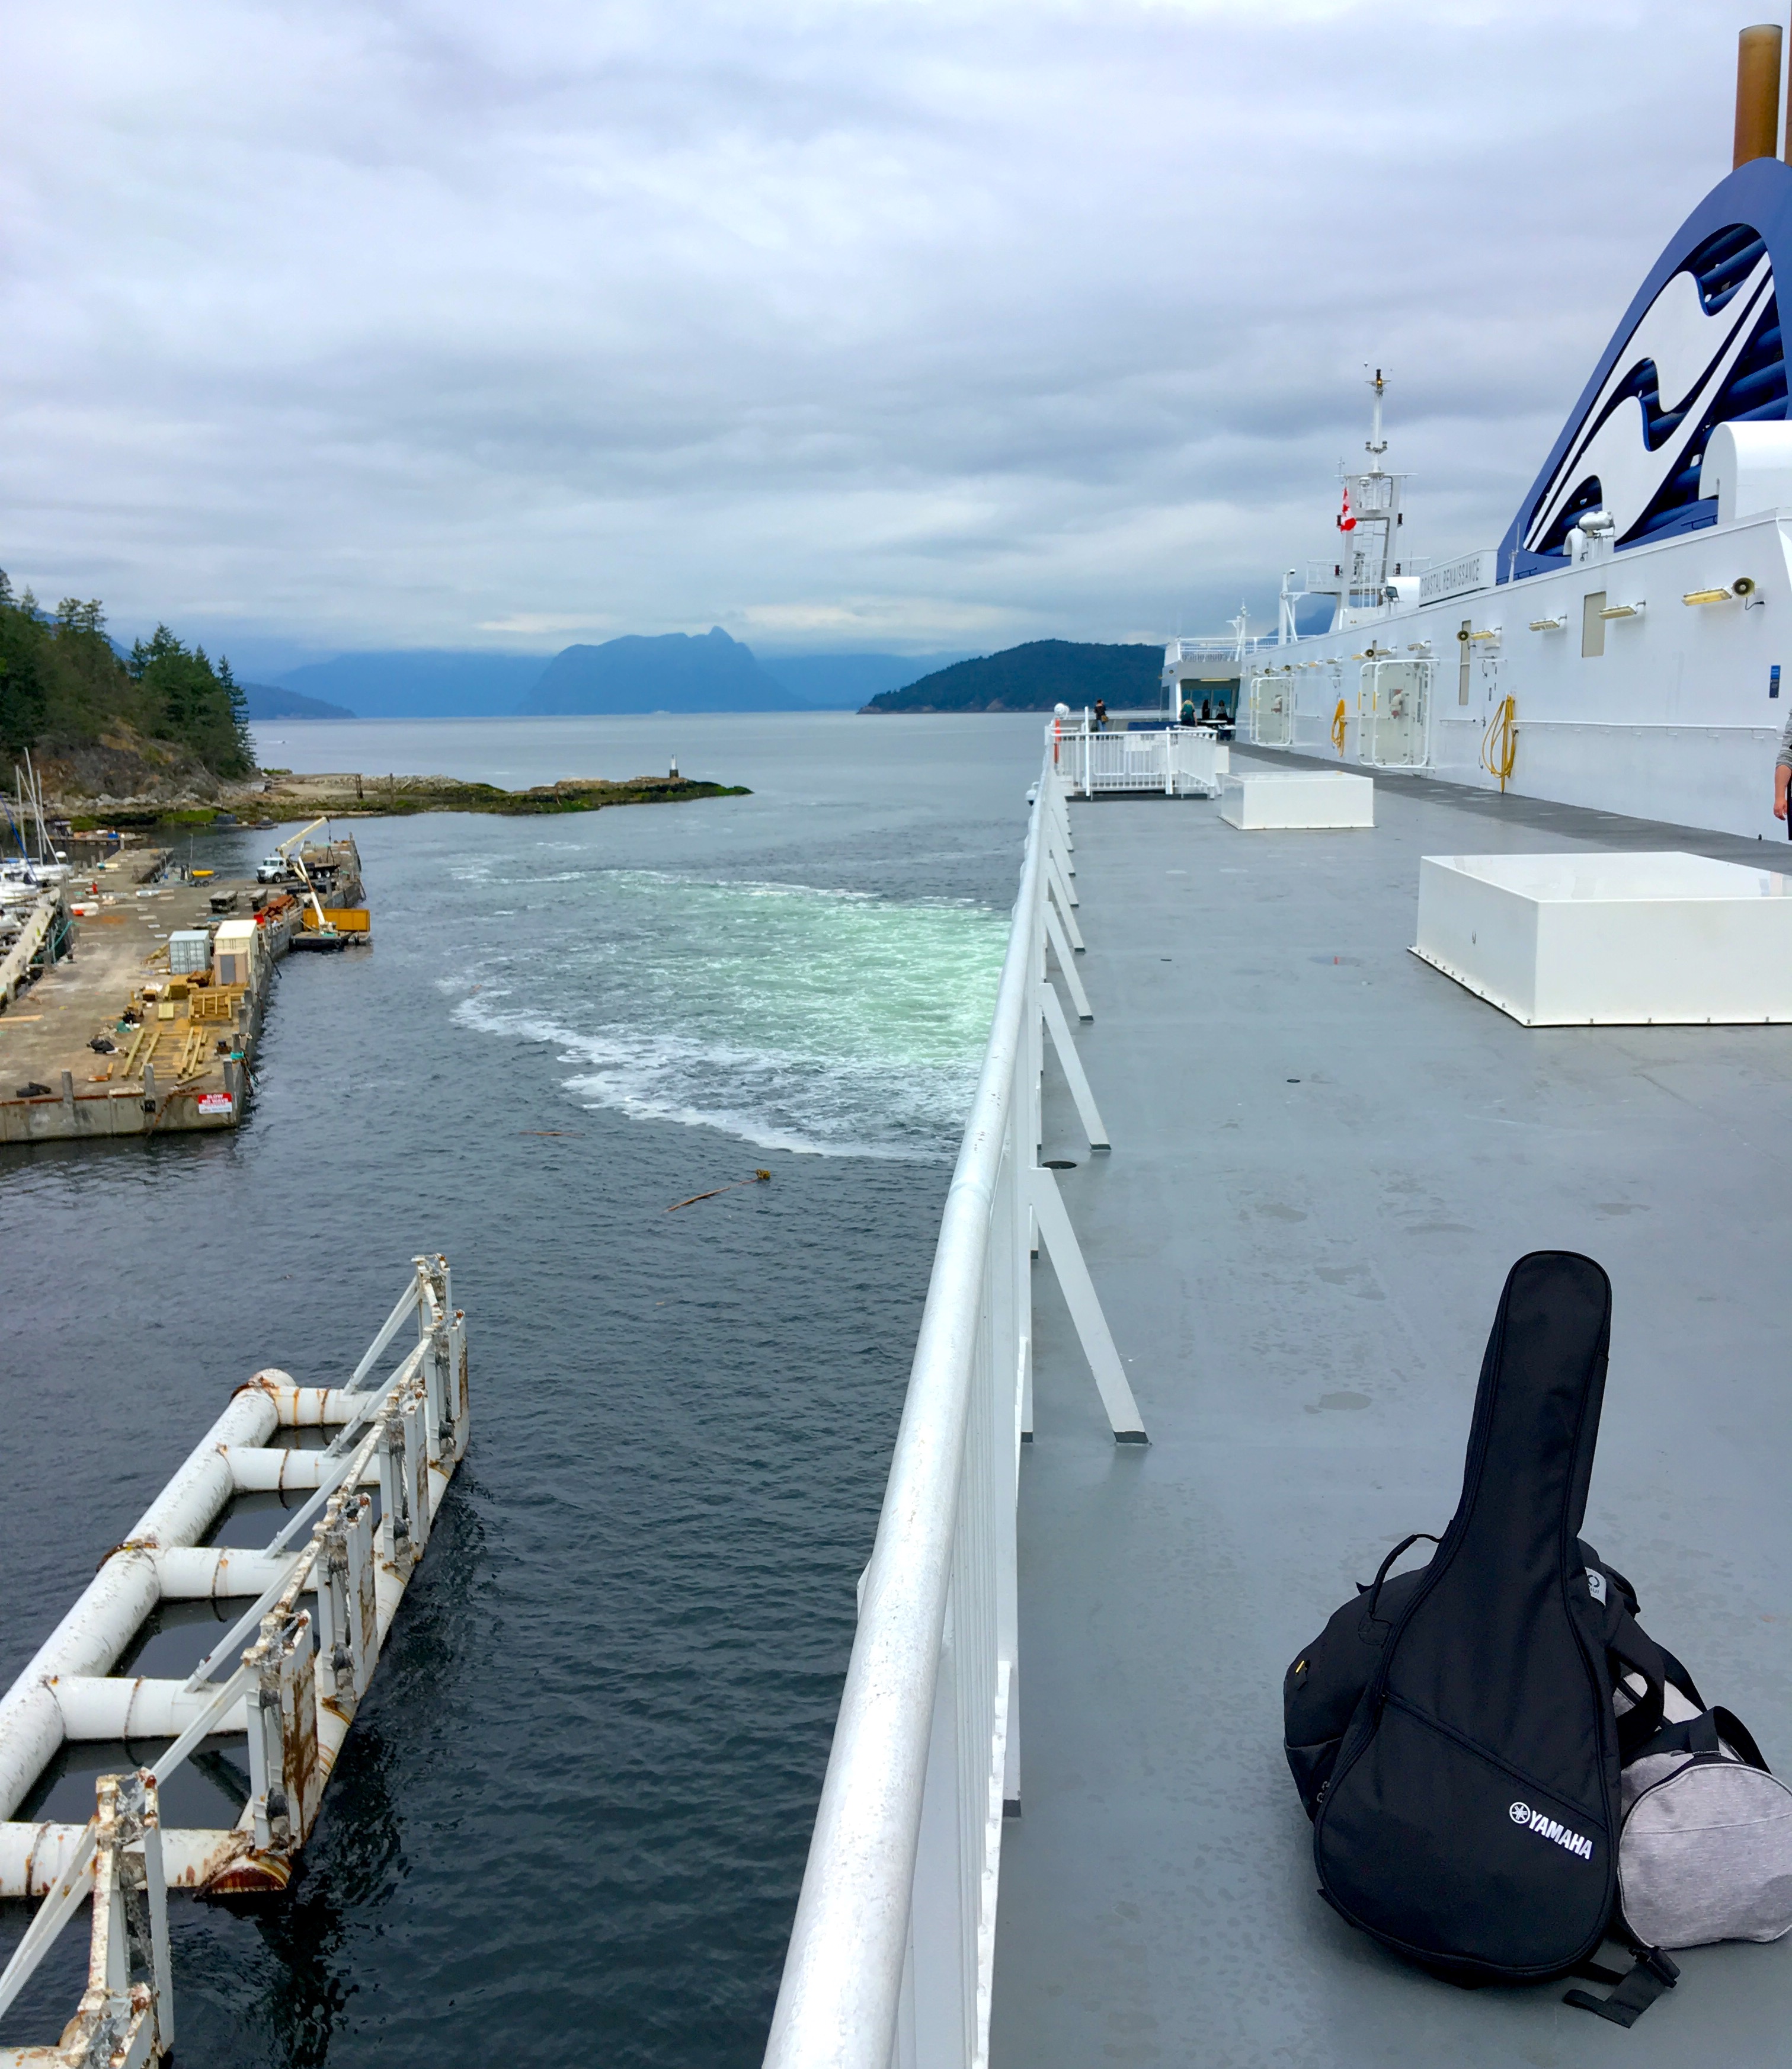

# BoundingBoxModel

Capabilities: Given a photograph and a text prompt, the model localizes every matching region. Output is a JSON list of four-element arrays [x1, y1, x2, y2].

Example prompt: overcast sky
[[0, 1, 1775, 668]]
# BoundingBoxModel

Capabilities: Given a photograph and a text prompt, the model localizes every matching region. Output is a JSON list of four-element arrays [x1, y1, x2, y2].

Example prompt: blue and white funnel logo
[[1500, 159, 1792, 581], [1523, 241, 1774, 553]]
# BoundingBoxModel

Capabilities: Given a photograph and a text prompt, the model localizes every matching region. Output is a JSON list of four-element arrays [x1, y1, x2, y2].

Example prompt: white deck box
[[1220, 771, 1375, 830], [212, 917, 260, 989], [1411, 850, 1792, 1025]]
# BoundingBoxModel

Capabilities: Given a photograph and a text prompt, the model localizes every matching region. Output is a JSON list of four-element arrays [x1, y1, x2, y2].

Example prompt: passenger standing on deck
[[1775, 705, 1792, 834], [1093, 698, 1108, 730]]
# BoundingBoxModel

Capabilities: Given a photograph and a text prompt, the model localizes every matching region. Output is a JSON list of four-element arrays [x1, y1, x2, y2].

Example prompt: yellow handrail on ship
[[1481, 695, 1518, 792]]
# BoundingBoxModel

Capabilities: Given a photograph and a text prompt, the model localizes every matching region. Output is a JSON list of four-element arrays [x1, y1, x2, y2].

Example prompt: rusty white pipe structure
[[0, 1258, 469, 2066], [0, 1383, 280, 1825], [0, 1374, 385, 1822], [763, 756, 1141, 2069]]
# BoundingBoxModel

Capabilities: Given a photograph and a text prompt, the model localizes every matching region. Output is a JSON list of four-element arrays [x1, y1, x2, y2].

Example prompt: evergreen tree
[[219, 656, 255, 772], [0, 581, 255, 778], [0, 574, 49, 756]]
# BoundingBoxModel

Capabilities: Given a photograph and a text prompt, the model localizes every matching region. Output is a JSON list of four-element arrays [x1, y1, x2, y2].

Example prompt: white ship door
[[1358, 658, 1433, 768], [1249, 670, 1292, 747]]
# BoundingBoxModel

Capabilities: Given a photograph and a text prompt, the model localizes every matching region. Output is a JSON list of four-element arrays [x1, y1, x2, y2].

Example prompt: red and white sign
[[196, 1092, 234, 1116]]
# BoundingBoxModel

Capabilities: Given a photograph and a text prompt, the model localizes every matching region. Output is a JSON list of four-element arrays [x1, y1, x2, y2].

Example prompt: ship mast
[[1333, 366, 1407, 621]]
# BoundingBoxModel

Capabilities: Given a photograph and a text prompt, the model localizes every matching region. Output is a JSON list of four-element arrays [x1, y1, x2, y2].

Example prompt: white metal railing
[[0, 1258, 469, 2067], [1045, 719, 1229, 798], [764, 754, 1144, 2069]]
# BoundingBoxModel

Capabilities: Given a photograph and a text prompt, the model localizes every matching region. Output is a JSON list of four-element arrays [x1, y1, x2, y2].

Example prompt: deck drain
[[1042, 1158, 1078, 1170]]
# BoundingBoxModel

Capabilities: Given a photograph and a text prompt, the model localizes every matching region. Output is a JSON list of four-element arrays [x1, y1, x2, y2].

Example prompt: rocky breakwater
[[53, 769, 750, 827]]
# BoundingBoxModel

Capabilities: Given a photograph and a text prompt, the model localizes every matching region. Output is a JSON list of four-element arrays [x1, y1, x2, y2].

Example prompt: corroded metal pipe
[[50, 1677, 249, 1742], [1736, 23, 1783, 167], [0, 1374, 288, 1822], [0, 1821, 255, 1898]]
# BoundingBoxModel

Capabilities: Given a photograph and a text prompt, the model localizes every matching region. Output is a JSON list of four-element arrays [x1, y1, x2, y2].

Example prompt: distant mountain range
[[255, 632, 977, 718], [267, 651, 548, 720], [862, 640, 1164, 714], [522, 628, 809, 714], [246, 632, 1154, 721]]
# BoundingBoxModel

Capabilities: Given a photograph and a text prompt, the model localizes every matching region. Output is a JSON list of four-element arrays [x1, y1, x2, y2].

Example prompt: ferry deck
[[988, 750, 1792, 2065]]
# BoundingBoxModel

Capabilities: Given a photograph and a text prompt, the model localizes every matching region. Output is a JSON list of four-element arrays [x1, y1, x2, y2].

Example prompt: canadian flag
[[1337, 488, 1356, 533]]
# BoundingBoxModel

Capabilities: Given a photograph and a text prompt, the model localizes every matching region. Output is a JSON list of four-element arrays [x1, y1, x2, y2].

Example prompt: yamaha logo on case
[[1509, 1801, 1594, 1860]]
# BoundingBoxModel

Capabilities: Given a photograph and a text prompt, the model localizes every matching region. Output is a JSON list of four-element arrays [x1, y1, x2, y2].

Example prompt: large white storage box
[[1411, 850, 1792, 1025], [1220, 771, 1375, 830], [212, 917, 260, 989]]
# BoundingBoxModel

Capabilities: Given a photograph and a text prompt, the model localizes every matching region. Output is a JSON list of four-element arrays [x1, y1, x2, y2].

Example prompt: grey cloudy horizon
[[1, 1, 1772, 671]]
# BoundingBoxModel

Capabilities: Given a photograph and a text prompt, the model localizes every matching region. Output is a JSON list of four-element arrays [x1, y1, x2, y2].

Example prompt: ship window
[[1582, 591, 1607, 658]]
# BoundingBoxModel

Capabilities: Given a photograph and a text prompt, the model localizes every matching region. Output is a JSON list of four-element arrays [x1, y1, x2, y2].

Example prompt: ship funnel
[[1734, 23, 1783, 167]]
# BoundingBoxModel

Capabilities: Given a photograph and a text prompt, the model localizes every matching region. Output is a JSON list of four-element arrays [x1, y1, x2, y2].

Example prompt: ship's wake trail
[[448, 869, 1006, 1158]]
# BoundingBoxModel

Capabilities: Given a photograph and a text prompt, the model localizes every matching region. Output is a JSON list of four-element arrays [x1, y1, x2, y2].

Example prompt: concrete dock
[[0, 833, 366, 1144], [991, 756, 1792, 2066]]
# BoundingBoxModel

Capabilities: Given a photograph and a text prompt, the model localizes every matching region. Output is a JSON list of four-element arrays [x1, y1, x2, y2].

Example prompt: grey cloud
[[0, 0, 1762, 659]]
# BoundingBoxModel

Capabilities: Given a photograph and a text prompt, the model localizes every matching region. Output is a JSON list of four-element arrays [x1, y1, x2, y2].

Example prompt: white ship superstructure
[[1201, 69, 1792, 842]]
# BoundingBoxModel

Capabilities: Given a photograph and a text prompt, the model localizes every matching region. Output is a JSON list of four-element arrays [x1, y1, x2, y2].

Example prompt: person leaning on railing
[[1775, 704, 1792, 836]]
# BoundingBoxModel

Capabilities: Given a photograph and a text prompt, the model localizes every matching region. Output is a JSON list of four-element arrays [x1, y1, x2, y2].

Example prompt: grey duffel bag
[[1619, 1699, 1792, 1950]]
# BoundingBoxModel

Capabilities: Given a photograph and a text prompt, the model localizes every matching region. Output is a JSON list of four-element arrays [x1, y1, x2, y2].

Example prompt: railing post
[[246, 1608, 321, 1853], [449, 1310, 471, 1457], [426, 1318, 453, 1464], [379, 1387, 428, 1572], [60, 1771, 169, 2067], [316, 1490, 376, 1713], [996, 1130, 1023, 1811], [905, 1591, 967, 2068]]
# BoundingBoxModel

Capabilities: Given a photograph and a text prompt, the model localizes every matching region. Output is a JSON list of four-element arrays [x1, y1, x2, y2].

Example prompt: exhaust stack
[[1735, 23, 1783, 167]]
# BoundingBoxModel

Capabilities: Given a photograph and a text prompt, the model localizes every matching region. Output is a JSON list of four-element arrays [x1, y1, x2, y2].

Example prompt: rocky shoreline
[[50, 767, 750, 828]]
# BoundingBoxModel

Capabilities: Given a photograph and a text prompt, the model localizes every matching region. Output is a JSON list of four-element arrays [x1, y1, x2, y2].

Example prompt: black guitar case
[[1312, 1251, 1623, 1980]]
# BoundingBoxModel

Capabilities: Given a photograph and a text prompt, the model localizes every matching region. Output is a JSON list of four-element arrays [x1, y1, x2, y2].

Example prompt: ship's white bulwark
[[1260, 508, 1792, 839], [1412, 850, 1792, 1025]]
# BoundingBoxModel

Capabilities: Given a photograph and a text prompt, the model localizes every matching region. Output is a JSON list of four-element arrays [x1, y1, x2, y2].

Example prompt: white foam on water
[[447, 869, 1006, 1159]]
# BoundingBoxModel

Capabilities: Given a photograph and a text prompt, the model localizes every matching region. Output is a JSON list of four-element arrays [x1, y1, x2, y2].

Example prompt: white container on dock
[[1410, 850, 1792, 1025], [168, 929, 212, 976], [1220, 771, 1375, 829], [212, 917, 260, 987]]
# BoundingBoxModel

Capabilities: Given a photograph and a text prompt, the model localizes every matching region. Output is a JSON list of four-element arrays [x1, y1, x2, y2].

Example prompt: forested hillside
[[0, 573, 256, 789], [860, 639, 1161, 712]]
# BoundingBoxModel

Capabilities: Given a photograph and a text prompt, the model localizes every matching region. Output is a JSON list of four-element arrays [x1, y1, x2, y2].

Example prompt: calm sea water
[[0, 712, 1042, 2067]]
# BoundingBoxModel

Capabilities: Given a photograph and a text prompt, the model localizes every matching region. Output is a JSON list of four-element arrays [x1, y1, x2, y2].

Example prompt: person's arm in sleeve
[[1775, 708, 1792, 820]]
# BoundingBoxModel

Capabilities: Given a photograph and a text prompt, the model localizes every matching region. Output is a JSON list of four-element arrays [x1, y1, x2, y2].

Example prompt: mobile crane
[[259, 817, 338, 944]]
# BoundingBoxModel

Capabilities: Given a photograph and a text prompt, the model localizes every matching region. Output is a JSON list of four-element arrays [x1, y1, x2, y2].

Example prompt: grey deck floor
[[990, 756, 1792, 2068]]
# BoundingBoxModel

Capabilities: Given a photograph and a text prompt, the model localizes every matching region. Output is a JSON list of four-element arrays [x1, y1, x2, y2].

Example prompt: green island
[[0, 577, 747, 825]]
